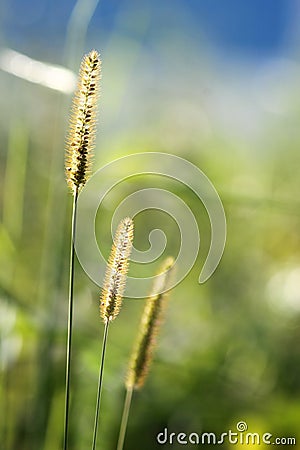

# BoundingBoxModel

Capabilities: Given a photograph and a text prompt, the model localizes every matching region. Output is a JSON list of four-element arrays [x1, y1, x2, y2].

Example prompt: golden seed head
[[126, 256, 175, 390], [65, 49, 101, 194], [100, 218, 134, 323]]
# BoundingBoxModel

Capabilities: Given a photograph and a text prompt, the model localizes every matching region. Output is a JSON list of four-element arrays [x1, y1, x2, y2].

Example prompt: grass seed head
[[126, 256, 175, 390], [100, 218, 134, 323], [65, 49, 101, 194]]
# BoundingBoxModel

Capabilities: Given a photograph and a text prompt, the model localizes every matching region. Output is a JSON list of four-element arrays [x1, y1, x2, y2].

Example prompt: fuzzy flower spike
[[126, 256, 175, 389], [65, 49, 101, 194], [100, 217, 134, 322]]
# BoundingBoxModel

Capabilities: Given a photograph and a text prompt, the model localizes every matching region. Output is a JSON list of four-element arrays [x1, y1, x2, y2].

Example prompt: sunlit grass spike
[[100, 217, 134, 323], [65, 49, 101, 194], [126, 256, 174, 389]]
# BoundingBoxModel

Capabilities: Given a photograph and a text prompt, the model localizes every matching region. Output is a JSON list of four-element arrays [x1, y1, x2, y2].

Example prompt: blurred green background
[[1, 0, 300, 449]]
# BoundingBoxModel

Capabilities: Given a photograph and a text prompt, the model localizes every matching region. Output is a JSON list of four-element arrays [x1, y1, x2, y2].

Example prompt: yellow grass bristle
[[65, 49, 101, 193], [126, 256, 175, 390], [100, 218, 134, 323]]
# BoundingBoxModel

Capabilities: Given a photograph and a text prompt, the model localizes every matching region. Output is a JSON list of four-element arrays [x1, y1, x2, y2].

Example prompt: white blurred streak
[[0, 48, 76, 94]]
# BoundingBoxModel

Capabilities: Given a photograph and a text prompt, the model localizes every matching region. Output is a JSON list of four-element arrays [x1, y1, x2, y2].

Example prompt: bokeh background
[[1, 0, 300, 449]]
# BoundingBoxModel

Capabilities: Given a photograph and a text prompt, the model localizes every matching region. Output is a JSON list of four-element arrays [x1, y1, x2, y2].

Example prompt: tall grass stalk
[[92, 218, 134, 450], [63, 50, 101, 450], [117, 257, 174, 450], [63, 188, 78, 450], [116, 386, 133, 450], [91, 320, 109, 450]]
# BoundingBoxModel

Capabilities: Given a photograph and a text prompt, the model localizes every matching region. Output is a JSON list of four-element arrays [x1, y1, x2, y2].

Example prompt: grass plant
[[117, 257, 175, 450], [92, 217, 134, 450], [63, 49, 101, 450]]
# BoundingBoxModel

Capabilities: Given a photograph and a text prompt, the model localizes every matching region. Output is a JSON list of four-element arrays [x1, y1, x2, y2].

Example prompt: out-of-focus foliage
[[1, 1, 300, 449]]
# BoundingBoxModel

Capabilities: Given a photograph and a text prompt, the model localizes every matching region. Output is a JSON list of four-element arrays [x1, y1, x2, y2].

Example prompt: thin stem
[[63, 188, 78, 450], [117, 387, 134, 450], [92, 320, 110, 450]]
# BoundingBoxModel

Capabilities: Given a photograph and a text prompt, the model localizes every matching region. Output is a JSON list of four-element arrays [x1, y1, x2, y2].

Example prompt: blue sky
[[1, 0, 297, 62]]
